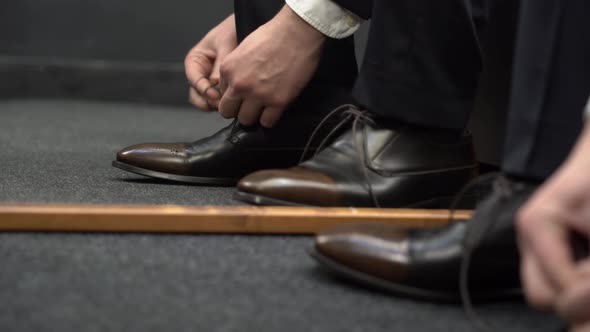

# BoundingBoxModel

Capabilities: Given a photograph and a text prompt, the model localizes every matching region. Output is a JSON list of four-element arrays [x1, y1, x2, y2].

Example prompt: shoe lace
[[300, 104, 381, 207], [449, 172, 510, 331], [228, 118, 242, 137]]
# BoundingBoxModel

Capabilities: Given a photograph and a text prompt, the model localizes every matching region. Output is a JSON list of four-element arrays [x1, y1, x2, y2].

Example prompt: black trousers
[[354, 0, 484, 130], [502, 0, 590, 180]]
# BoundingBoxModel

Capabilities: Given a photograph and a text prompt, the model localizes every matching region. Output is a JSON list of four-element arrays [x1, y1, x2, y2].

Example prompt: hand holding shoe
[[218, 5, 325, 128], [185, 14, 237, 111]]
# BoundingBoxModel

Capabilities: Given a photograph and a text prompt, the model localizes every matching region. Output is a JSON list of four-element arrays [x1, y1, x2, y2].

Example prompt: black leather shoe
[[113, 90, 349, 185], [309, 176, 538, 302], [236, 108, 478, 207]]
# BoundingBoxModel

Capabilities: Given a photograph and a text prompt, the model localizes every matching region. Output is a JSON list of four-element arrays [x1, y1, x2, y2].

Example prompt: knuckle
[[271, 95, 288, 107], [219, 60, 233, 77], [250, 88, 263, 99], [220, 110, 234, 119], [231, 79, 249, 93], [210, 72, 220, 82], [252, 86, 270, 99]]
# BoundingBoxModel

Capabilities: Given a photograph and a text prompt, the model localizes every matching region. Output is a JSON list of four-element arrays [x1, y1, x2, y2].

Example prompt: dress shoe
[[236, 107, 478, 207], [112, 89, 349, 185], [309, 176, 538, 302]]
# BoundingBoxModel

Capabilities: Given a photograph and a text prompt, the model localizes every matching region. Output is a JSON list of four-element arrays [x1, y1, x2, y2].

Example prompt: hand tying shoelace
[[450, 175, 589, 331]]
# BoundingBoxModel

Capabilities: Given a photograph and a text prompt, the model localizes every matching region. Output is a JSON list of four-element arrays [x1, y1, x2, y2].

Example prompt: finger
[[185, 49, 215, 88], [520, 210, 579, 290], [210, 47, 233, 86], [196, 77, 213, 95], [237, 99, 264, 126], [521, 249, 559, 309], [207, 87, 223, 110], [204, 85, 222, 105], [530, 222, 578, 290], [218, 75, 229, 95], [260, 106, 284, 128], [188, 87, 211, 111], [219, 88, 242, 119], [556, 281, 590, 324]]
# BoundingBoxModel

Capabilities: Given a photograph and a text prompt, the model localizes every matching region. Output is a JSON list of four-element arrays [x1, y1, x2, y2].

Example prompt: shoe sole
[[308, 247, 522, 303], [234, 190, 477, 209], [112, 161, 238, 186], [233, 191, 312, 207]]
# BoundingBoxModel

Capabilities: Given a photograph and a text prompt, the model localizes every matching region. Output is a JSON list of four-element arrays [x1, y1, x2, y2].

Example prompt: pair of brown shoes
[[113, 105, 478, 209]]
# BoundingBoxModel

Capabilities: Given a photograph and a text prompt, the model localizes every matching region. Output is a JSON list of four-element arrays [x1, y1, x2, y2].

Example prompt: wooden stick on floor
[[0, 204, 473, 234]]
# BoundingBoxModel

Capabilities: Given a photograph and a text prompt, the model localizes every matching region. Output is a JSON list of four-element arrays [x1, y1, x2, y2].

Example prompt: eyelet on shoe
[[228, 136, 240, 144]]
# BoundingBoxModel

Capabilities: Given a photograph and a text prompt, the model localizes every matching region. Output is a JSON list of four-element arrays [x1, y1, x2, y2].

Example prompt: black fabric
[[330, 0, 373, 20], [331, 0, 489, 30], [502, 0, 590, 180], [352, 0, 483, 130], [233, 0, 358, 94]]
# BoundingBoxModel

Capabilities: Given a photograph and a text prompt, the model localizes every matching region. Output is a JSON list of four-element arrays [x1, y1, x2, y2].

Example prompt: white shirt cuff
[[585, 95, 590, 119], [285, 0, 361, 39]]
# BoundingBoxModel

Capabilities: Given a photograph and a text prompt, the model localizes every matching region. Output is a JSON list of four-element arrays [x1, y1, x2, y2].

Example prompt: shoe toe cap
[[315, 224, 411, 282], [237, 167, 342, 206], [116, 143, 188, 174]]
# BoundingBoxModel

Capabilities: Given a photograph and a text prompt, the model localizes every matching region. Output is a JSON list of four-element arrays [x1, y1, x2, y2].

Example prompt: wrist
[[275, 5, 326, 45], [211, 14, 237, 45]]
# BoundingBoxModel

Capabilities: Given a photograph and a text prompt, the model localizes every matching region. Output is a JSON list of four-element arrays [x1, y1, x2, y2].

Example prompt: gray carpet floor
[[0, 100, 562, 332]]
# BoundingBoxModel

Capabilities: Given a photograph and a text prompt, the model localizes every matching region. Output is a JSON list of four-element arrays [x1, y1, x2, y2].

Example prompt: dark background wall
[[0, 0, 233, 62]]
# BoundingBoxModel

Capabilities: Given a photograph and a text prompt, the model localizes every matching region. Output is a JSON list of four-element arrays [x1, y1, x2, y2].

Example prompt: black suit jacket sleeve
[[331, 0, 373, 19]]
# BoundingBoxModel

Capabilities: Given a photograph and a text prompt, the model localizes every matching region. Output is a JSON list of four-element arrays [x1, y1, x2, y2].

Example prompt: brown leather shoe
[[112, 89, 350, 185], [309, 177, 540, 302], [236, 108, 478, 207]]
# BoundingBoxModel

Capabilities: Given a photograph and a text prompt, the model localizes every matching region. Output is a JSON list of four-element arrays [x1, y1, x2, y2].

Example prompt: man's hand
[[517, 123, 590, 321], [218, 5, 326, 128], [185, 14, 237, 111]]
